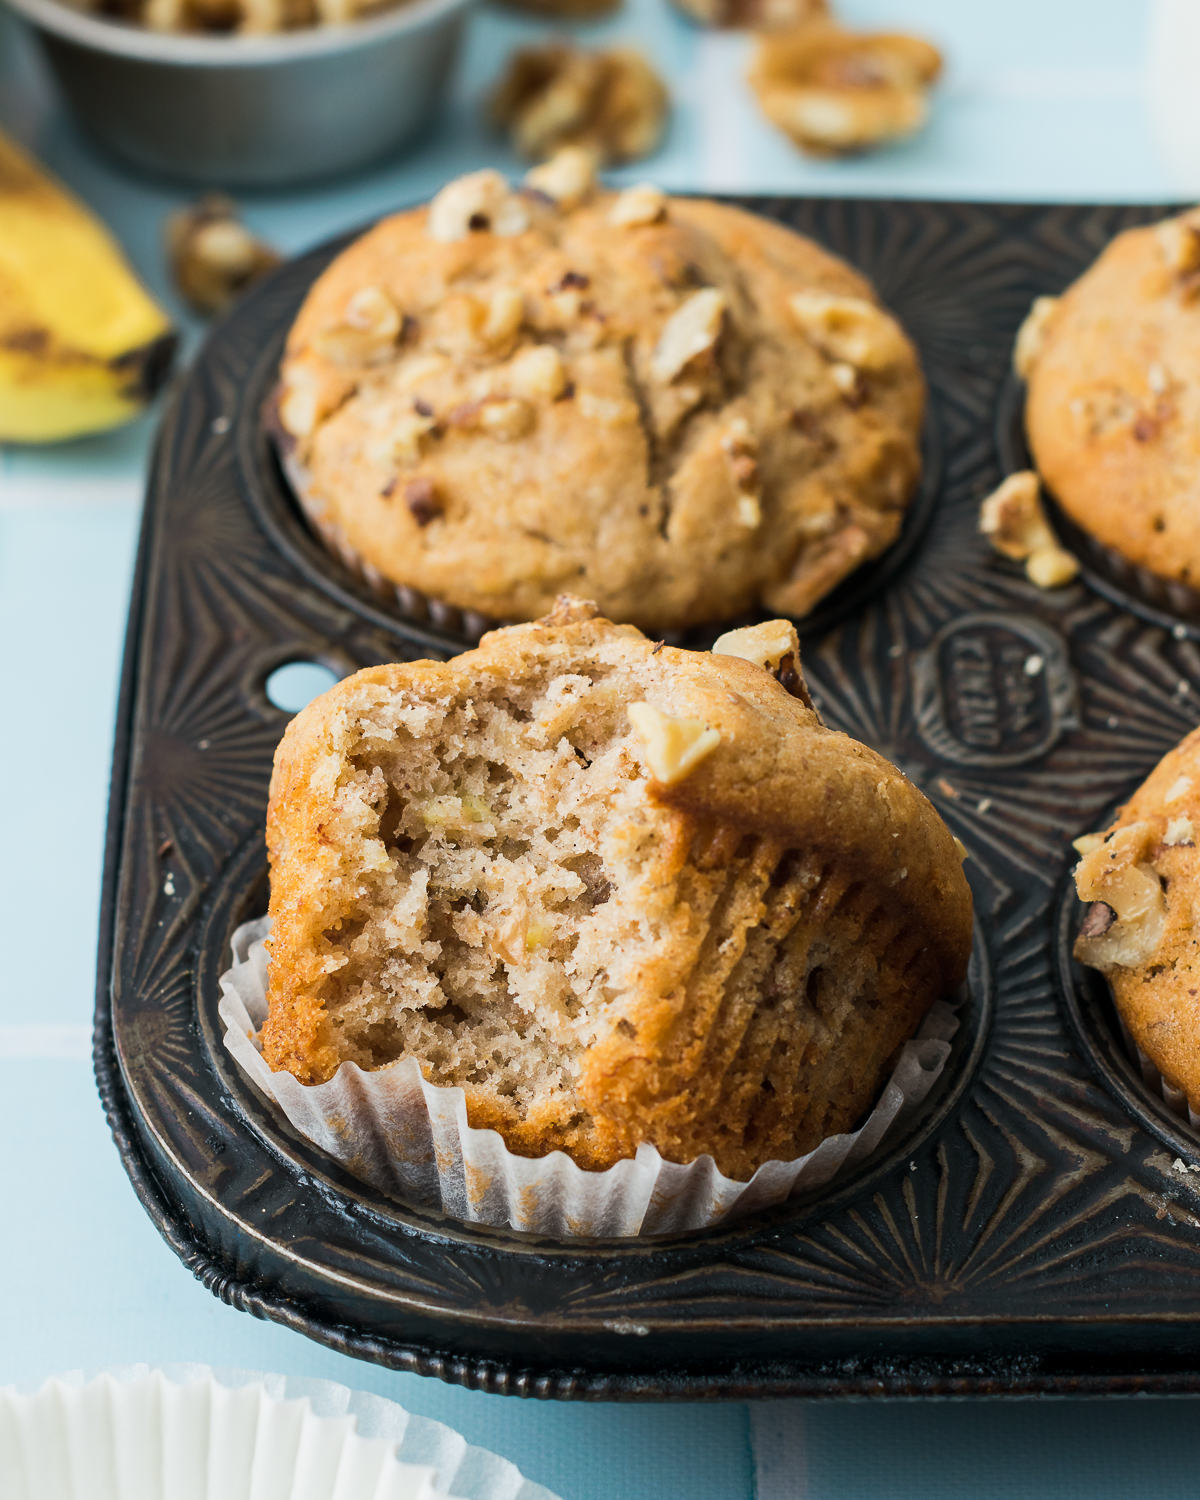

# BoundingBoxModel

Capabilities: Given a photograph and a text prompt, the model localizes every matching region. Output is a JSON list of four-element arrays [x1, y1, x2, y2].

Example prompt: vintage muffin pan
[[97, 196, 1200, 1398]]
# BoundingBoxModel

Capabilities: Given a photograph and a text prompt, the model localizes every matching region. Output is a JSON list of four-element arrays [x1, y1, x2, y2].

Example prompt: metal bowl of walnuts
[[1, 0, 472, 186]]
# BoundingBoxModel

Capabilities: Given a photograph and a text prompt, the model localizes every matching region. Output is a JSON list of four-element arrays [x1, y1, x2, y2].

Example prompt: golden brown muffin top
[[277, 160, 924, 632], [1024, 208, 1200, 591]]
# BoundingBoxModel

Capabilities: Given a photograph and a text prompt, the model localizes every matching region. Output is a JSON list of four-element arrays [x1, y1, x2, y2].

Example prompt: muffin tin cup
[[269, 387, 943, 651], [220, 917, 960, 1238]]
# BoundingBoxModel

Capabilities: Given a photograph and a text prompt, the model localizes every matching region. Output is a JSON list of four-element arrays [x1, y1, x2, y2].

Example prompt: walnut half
[[651, 288, 727, 384], [1073, 822, 1168, 970], [1157, 209, 1200, 276], [979, 471, 1079, 589], [628, 702, 721, 785], [712, 620, 819, 713], [166, 195, 280, 316], [1012, 296, 1060, 380], [789, 291, 910, 372], [490, 43, 669, 166], [749, 20, 941, 157], [426, 170, 530, 243]]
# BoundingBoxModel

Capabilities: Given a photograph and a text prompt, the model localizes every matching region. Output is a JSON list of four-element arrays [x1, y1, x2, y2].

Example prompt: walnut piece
[[522, 146, 599, 211], [1074, 822, 1168, 970], [651, 288, 727, 383], [1025, 546, 1079, 589], [713, 619, 799, 673], [718, 416, 762, 528], [371, 406, 438, 468], [1157, 209, 1200, 276], [480, 286, 525, 346], [276, 358, 352, 447], [166, 195, 280, 316], [1165, 816, 1195, 848], [277, 363, 319, 440], [577, 391, 640, 425], [1012, 295, 1060, 380], [491, 43, 669, 166], [427, 170, 531, 242], [711, 619, 818, 712], [749, 21, 941, 157], [609, 183, 668, 228], [509, 344, 568, 401], [478, 397, 536, 440], [978, 470, 1079, 589], [766, 523, 872, 618], [540, 594, 602, 626], [628, 702, 721, 785], [789, 290, 909, 371], [314, 285, 403, 367]]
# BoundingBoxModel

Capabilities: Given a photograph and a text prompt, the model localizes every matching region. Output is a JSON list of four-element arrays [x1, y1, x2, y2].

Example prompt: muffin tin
[[97, 195, 1200, 1399]]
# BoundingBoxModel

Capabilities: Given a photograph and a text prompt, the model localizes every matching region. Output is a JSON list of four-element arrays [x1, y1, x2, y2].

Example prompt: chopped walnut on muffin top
[[276, 152, 925, 632]]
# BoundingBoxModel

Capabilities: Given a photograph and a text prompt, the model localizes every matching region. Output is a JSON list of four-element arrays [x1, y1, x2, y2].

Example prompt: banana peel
[[0, 128, 177, 443]]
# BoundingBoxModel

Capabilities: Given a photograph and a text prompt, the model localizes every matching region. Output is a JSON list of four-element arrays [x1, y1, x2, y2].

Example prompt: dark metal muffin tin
[[97, 197, 1200, 1399]]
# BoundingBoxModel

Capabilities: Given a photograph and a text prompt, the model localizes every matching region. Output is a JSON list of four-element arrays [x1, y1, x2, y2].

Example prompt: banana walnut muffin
[[1021, 207, 1200, 594], [275, 155, 925, 633], [262, 598, 973, 1179], [1074, 724, 1200, 1106]]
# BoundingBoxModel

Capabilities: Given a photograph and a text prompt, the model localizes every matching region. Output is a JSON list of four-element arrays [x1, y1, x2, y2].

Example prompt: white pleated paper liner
[[0, 1364, 560, 1500], [219, 917, 958, 1237]]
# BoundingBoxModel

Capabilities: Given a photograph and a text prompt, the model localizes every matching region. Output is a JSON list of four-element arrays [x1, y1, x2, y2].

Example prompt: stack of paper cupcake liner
[[219, 916, 959, 1238], [0, 1365, 559, 1500]]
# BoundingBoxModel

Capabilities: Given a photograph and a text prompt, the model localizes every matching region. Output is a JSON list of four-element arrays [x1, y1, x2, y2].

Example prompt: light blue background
[[2, 2, 1199, 1495]]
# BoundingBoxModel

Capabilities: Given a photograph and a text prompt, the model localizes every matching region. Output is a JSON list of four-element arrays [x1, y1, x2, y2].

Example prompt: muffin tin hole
[[1055, 857, 1200, 1164], [995, 372, 1200, 640], [265, 659, 342, 713]]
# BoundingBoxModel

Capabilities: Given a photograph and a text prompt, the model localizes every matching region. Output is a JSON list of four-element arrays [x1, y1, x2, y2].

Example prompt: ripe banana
[[0, 127, 177, 443]]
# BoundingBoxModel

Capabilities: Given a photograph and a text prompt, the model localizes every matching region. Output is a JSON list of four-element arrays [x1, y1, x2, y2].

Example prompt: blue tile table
[[5, 1, 1200, 1494]]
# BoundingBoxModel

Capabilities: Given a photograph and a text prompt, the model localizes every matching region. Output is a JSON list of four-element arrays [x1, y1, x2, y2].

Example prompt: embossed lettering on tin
[[912, 612, 1078, 768]]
